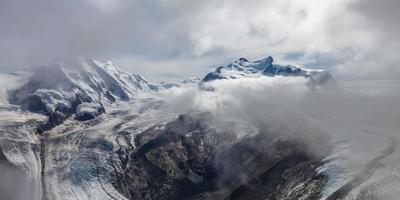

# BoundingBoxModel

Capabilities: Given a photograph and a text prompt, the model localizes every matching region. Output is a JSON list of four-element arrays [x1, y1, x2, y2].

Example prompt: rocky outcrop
[[111, 113, 330, 200]]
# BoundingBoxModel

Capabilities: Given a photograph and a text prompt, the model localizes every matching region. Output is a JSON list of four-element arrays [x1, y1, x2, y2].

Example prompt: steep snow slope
[[9, 57, 154, 128]]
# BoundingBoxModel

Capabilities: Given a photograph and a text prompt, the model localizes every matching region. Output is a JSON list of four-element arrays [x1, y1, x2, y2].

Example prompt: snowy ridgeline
[[4, 56, 337, 125], [202, 56, 337, 87]]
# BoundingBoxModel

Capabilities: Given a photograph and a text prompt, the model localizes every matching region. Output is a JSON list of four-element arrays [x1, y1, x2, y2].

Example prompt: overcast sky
[[0, 0, 399, 81]]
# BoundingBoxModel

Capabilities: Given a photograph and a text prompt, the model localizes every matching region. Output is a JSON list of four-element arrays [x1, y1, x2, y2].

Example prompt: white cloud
[[161, 76, 309, 126], [0, 0, 399, 80]]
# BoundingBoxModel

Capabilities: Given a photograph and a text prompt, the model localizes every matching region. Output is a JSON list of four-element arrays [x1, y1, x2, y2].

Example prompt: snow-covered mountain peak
[[225, 56, 273, 71], [9, 57, 153, 127], [202, 56, 337, 87]]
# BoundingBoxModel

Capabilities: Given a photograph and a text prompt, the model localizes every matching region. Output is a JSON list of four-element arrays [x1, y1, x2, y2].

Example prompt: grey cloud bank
[[0, 0, 399, 80]]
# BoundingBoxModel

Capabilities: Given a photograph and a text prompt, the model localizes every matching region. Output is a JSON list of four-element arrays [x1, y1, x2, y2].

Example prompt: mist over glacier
[[161, 74, 400, 199]]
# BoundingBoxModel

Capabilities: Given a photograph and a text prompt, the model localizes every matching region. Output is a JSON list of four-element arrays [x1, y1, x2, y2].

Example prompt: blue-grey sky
[[0, 0, 399, 81]]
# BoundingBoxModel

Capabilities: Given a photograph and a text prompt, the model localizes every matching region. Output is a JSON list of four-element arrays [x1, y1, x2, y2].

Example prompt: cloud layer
[[0, 0, 399, 80], [159, 75, 400, 198]]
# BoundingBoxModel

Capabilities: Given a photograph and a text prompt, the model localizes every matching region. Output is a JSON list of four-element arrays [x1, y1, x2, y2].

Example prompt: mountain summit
[[9, 57, 153, 128], [202, 56, 337, 87]]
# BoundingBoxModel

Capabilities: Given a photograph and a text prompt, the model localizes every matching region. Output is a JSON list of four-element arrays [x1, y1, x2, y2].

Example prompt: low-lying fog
[[161, 78, 400, 199]]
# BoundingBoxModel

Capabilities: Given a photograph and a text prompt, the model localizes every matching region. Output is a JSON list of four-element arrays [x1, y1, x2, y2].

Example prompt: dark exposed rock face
[[111, 113, 330, 200], [111, 113, 227, 200]]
